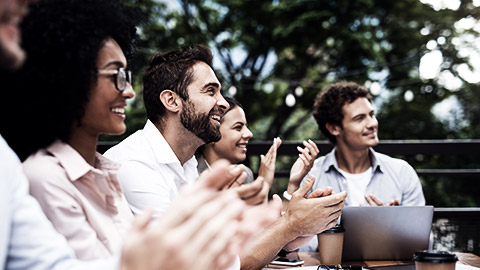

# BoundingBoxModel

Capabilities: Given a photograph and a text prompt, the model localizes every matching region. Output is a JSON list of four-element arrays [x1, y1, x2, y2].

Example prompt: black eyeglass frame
[[98, 67, 132, 92]]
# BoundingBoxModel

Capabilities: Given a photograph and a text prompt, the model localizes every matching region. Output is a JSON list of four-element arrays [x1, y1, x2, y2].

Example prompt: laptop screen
[[341, 206, 434, 261]]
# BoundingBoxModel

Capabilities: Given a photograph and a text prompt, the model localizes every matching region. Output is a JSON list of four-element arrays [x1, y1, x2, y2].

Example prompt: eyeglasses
[[98, 67, 132, 92]]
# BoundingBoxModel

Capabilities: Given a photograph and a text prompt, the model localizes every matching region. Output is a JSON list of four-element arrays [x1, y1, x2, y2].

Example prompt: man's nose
[[216, 93, 230, 112]]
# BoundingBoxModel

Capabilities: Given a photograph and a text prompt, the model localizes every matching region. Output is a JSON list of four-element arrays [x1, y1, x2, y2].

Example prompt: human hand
[[283, 175, 346, 237], [288, 140, 319, 192], [283, 182, 335, 250], [216, 164, 247, 190], [305, 185, 334, 199], [120, 160, 281, 270], [364, 194, 400, 206], [230, 176, 270, 205], [258, 137, 282, 187]]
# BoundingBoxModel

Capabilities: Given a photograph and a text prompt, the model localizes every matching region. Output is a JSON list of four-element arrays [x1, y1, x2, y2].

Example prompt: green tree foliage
[[111, 0, 480, 208]]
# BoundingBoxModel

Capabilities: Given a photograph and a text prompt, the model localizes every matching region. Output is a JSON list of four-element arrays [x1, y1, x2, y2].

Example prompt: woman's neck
[[68, 127, 98, 166], [203, 144, 224, 165]]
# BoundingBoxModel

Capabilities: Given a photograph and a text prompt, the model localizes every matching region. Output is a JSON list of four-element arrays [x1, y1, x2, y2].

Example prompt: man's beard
[[180, 99, 222, 144]]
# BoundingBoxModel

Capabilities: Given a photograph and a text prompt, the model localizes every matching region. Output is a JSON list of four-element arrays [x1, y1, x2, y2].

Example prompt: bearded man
[[104, 45, 230, 217]]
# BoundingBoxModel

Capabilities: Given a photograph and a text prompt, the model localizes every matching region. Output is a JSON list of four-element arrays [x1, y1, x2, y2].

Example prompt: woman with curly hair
[[3, 0, 140, 260]]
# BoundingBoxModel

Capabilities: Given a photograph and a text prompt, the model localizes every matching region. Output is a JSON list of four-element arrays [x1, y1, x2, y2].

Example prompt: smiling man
[[302, 81, 425, 207], [293, 81, 425, 252], [104, 45, 230, 217]]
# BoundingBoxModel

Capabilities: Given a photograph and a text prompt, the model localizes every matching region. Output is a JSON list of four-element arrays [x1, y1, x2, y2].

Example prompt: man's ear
[[159, 90, 181, 113], [326, 123, 341, 136]]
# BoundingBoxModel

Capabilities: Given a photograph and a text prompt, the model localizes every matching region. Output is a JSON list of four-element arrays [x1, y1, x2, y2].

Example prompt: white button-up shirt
[[104, 120, 199, 218]]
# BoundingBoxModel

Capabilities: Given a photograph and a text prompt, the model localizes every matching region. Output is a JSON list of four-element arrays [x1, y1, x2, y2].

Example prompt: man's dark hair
[[313, 81, 372, 144], [0, 0, 140, 160], [142, 45, 214, 125]]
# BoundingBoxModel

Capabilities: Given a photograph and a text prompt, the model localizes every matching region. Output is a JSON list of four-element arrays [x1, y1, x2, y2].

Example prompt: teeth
[[111, 107, 125, 114], [211, 115, 221, 121]]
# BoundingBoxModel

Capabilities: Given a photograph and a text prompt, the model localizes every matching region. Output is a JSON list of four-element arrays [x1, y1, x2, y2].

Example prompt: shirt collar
[[369, 147, 383, 173], [323, 147, 339, 172], [143, 120, 198, 168], [323, 147, 383, 173], [47, 140, 123, 211], [46, 140, 120, 182]]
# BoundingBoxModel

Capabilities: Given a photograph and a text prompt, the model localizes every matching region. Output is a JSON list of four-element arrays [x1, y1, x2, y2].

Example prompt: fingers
[[365, 194, 385, 206], [181, 193, 246, 269], [234, 177, 266, 205], [131, 208, 154, 232], [293, 174, 315, 198], [305, 186, 333, 199], [172, 191, 243, 245], [262, 137, 281, 164], [243, 181, 269, 205], [227, 170, 247, 189], [196, 159, 232, 190], [297, 139, 319, 165], [314, 191, 347, 207], [158, 188, 217, 229], [305, 139, 319, 157], [387, 199, 400, 206]]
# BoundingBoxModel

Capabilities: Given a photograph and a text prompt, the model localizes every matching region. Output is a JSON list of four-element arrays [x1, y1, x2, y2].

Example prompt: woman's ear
[[159, 90, 181, 113], [326, 123, 341, 137]]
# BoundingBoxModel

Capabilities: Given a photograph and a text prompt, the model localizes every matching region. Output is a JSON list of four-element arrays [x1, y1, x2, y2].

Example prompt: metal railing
[[244, 140, 480, 178], [98, 139, 480, 255]]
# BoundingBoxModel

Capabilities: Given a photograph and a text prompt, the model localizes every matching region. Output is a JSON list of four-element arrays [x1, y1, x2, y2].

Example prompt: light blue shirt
[[0, 135, 116, 270], [299, 147, 425, 252], [307, 147, 425, 206]]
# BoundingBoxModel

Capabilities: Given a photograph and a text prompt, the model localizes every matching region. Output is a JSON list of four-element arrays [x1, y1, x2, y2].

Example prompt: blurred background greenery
[[102, 0, 480, 207]]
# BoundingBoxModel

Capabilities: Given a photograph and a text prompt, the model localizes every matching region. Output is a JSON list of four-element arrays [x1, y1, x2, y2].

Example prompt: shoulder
[[104, 130, 152, 163], [22, 149, 73, 193], [374, 151, 412, 168], [373, 151, 417, 177]]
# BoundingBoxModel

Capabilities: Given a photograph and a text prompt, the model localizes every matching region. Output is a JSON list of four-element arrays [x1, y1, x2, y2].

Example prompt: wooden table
[[265, 252, 480, 268]]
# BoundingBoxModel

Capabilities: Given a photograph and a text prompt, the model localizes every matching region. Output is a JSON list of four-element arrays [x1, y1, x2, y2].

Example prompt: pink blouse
[[23, 140, 134, 260]]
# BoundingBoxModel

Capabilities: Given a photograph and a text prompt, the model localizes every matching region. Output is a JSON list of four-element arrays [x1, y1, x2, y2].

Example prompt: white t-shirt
[[338, 167, 373, 206]]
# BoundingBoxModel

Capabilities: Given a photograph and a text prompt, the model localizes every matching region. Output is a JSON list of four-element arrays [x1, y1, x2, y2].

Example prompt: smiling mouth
[[111, 107, 125, 116], [211, 114, 221, 124], [236, 142, 248, 151]]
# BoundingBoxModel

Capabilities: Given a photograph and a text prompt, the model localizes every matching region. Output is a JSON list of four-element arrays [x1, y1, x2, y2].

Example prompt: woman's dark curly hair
[[0, 0, 140, 160], [313, 81, 372, 144]]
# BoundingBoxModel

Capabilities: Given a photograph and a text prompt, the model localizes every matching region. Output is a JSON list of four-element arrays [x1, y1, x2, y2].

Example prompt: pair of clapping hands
[[121, 160, 282, 270], [288, 140, 399, 206], [220, 137, 282, 205]]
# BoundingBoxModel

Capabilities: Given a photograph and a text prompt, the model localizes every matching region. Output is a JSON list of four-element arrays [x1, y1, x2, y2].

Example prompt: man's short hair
[[142, 45, 214, 124], [313, 81, 372, 144]]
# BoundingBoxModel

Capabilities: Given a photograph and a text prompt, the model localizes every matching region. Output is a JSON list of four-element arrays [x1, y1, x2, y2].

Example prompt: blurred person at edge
[[0, 0, 281, 269]]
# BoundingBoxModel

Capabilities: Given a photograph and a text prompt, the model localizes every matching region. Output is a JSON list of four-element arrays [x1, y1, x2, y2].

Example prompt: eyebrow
[[232, 121, 246, 127], [101, 61, 126, 69], [201, 82, 221, 91], [351, 110, 374, 121]]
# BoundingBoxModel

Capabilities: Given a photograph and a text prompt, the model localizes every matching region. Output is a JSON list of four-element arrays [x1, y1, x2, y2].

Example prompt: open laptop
[[341, 206, 434, 261]]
